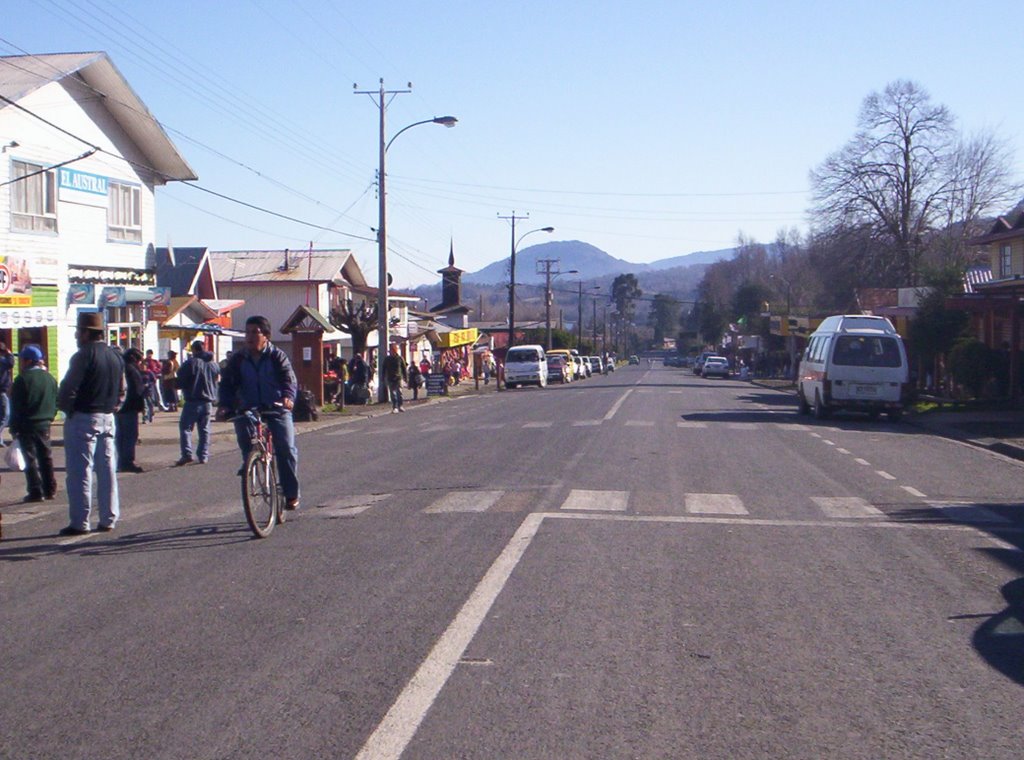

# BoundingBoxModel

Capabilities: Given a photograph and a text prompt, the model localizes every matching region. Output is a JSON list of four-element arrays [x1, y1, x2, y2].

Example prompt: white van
[[504, 344, 548, 389], [797, 315, 909, 421]]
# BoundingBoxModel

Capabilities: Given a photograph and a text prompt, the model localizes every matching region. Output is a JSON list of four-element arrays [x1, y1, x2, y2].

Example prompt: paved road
[[2, 364, 1022, 759]]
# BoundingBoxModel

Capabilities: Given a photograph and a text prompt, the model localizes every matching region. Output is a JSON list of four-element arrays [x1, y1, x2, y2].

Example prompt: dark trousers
[[16, 425, 56, 498], [115, 411, 140, 467]]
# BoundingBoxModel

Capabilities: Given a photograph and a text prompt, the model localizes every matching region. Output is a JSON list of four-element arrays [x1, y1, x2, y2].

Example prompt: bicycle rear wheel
[[241, 448, 277, 538]]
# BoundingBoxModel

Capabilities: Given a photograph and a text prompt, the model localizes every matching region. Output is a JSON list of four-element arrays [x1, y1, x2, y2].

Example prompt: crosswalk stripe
[[676, 421, 707, 428], [522, 421, 553, 429], [560, 489, 629, 512], [725, 422, 759, 430], [625, 420, 654, 427], [424, 491, 504, 514], [572, 420, 602, 426], [318, 493, 392, 517], [811, 497, 883, 519], [686, 493, 748, 515]]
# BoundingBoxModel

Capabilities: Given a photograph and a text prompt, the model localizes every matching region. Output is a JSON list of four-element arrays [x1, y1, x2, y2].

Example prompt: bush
[[947, 339, 993, 398]]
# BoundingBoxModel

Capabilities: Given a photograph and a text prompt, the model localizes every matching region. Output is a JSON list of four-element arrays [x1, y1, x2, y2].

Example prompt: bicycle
[[233, 407, 286, 538]]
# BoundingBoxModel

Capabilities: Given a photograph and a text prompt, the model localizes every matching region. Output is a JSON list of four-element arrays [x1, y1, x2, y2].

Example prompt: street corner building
[[0, 51, 196, 381]]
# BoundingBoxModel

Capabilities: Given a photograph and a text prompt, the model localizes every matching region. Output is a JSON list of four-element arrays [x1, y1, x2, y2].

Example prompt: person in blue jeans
[[56, 311, 124, 535], [176, 339, 220, 465], [0, 341, 15, 446], [216, 315, 301, 510]]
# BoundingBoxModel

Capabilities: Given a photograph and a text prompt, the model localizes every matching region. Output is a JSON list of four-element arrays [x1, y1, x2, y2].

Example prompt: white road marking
[[318, 493, 391, 517], [668, 390, 685, 394], [572, 420, 602, 427], [855, 458, 871, 466], [810, 432, 821, 438], [353, 513, 544, 760], [424, 491, 504, 514], [419, 425, 455, 433], [812, 496, 883, 519], [472, 423, 506, 430], [823, 440, 836, 446], [902, 486, 928, 498], [603, 389, 633, 420], [560, 489, 629, 512], [0, 509, 49, 525], [930, 502, 1010, 524], [725, 422, 759, 430], [522, 421, 553, 429], [624, 420, 655, 427], [836, 448, 850, 455], [676, 421, 707, 429], [876, 470, 896, 480], [686, 493, 748, 515]]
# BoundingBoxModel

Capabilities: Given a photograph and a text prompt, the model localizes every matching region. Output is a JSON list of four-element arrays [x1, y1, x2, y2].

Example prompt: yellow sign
[[0, 295, 32, 307], [436, 327, 479, 348]]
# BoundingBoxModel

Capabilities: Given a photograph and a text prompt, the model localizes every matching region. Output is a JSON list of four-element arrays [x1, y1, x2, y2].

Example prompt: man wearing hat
[[175, 339, 220, 466], [56, 311, 125, 536], [9, 344, 58, 502]]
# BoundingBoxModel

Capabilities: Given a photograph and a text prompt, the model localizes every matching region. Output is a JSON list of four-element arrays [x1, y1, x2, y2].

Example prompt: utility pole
[[537, 258, 561, 350], [592, 297, 598, 349], [577, 281, 584, 351], [498, 211, 529, 351]]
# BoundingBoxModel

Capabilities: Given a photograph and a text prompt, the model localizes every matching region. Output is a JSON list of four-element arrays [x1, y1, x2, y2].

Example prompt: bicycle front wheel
[[241, 448, 277, 538]]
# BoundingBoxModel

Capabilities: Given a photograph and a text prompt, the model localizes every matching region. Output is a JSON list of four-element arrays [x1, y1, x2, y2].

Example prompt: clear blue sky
[[4, 0, 1022, 287]]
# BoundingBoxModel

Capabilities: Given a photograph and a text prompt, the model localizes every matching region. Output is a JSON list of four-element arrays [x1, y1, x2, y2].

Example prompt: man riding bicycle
[[216, 315, 301, 510]]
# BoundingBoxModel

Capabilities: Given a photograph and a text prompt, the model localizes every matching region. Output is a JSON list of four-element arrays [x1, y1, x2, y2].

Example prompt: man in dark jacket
[[115, 348, 146, 473], [57, 311, 125, 535], [9, 344, 58, 502], [176, 339, 220, 465], [217, 315, 301, 510], [382, 343, 408, 413]]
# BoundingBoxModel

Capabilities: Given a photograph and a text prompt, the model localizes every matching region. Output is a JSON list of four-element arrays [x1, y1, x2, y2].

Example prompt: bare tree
[[811, 80, 956, 285], [329, 297, 377, 356]]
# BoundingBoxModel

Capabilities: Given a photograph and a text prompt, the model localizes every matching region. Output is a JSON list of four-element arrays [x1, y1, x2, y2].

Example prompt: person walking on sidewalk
[[0, 341, 15, 446], [176, 340, 220, 466], [9, 344, 58, 502], [144, 349, 166, 411], [216, 315, 301, 511], [115, 348, 145, 473], [383, 343, 407, 413], [56, 311, 125, 536], [161, 350, 180, 412]]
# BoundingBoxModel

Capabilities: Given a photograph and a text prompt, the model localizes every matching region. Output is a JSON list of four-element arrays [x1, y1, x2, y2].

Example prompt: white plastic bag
[[5, 440, 26, 471]]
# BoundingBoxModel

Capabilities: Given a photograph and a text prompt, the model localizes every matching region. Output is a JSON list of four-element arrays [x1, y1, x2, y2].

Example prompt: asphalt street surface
[[3, 364, 1023, 759]]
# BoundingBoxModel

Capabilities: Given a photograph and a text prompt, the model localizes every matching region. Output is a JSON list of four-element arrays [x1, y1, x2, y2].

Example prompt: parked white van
[[504, 344, 548, 388], [797, 315, 909, 422]]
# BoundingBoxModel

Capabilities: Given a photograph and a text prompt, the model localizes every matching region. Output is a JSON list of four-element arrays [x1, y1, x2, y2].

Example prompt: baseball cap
[[20, 345, 44, 362]]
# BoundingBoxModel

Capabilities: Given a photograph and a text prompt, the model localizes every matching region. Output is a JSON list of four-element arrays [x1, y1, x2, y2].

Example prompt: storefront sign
[[425, 373, 448, 396], [100, 287, 127, 307], [68, 283, 96, 305], [58, 168, 109, 208], [0, 307, 59, 327], [0, 254, 32, 305], [435, 327, 479, 349], [149, 286, 171, 321]]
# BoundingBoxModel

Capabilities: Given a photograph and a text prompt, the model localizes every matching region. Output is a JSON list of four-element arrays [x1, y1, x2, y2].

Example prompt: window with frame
[[11, 160, 57, 232], [1000, 244, 1012, 278], [107, 182, 142, 242]]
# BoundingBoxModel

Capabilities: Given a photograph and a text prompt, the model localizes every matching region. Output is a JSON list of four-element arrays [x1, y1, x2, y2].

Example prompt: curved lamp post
[[506, 223, 554, 349], [373, 103, 457, 401]]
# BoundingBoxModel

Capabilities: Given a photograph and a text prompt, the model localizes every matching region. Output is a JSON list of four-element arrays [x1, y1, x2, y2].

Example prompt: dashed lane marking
[[625, 420, 655, 427], [725, 422, 759, 430], [424, 491, 505, 514], [685, 493, 748, 515], [876, 471, 896, 480], [676, 421, 707, 428], [902, 486, 928, 498], [522, 421, 553, 429], [572, 420, 602, 427], [855, 458, 871, 466], [560, 489, 629, 512], [811, 496, 884, 519], [836, 448, 851, 454]]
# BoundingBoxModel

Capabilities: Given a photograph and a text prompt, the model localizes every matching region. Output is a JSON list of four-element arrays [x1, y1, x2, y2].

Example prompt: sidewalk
[[750, 377, 1024, 462]]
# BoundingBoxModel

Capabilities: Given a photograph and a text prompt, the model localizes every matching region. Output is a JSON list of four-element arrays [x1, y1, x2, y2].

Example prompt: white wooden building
[[0, 52, 195, 377]]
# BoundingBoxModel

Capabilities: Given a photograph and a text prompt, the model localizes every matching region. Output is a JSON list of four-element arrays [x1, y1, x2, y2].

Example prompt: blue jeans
[[115, 411, 139, 466], [233, 411, 299, 501], [388, 380, 403, 409], [65, 412, 119, 530], [179, 400, 212, 461]]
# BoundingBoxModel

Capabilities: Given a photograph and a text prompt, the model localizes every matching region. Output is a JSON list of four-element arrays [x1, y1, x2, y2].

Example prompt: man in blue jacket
[[176, 339, 220, 466], [216, 316, 301, 510]]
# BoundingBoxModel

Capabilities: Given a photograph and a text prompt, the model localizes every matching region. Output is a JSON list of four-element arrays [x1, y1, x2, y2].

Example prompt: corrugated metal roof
[[964, 267, 993, 294], [0, 52, 196, 182], [209, 249, 361, 285]]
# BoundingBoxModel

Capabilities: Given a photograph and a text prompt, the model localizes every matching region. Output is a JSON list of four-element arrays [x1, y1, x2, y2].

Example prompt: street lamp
[[358, 80, 456, 402], [545, 268, 577, 349], [500, 216, 553, 349]]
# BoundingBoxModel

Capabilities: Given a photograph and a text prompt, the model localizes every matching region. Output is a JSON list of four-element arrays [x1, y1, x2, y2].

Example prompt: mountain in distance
[[460, 240, 735, 286]]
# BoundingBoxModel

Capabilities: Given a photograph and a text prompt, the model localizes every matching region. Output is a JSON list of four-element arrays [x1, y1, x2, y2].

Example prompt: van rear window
[[831, 336, 901, 367], [507, 349, 540, 363]]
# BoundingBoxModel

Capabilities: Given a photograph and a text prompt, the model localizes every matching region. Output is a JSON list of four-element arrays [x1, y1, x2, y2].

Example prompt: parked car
[[796, 314, 909, 421], [701, 356, 730, 378], [579, 356, 592, 378], [547, 355, 572, 384], [588, 356, 605, 375], [504, 344, 547, 389], [628, 355, 640, 365], [693, 351, 714, 375]]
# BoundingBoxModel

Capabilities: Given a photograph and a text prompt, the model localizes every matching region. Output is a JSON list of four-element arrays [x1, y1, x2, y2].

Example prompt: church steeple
[[437, 238, 464, 310]]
